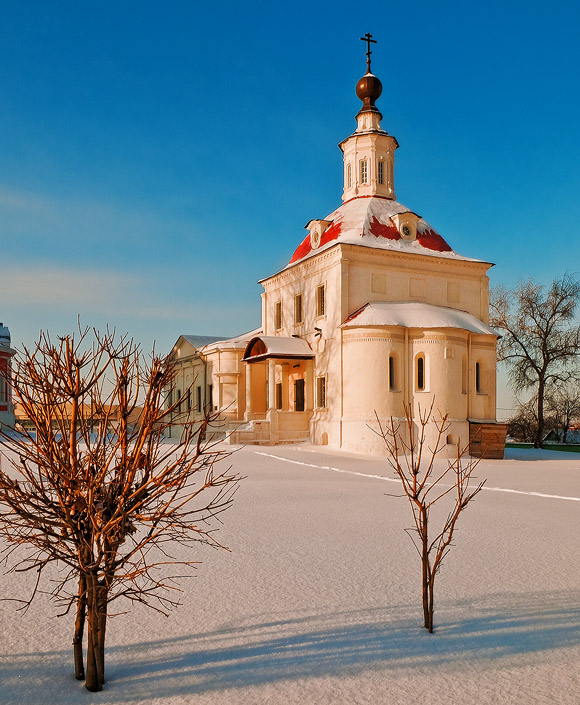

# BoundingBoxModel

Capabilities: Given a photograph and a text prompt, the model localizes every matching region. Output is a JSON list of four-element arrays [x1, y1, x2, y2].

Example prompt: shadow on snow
[[2, 590, 580, 703]]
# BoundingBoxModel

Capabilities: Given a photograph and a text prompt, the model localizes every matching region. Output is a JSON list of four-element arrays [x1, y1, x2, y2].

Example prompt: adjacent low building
[[0, 323, 15, 431]]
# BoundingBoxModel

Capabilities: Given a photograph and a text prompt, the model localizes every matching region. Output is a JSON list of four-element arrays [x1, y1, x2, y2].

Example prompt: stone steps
[[227, 421, 310, 446]]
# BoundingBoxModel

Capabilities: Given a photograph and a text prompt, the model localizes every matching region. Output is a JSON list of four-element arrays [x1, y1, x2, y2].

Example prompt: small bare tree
[[490, 275, 580, 448], [0, 327, 239, 692], [379, 403, 485, 633]]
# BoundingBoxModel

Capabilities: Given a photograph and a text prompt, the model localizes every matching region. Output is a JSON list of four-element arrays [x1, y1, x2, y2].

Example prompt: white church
[[167, 40, 504, 458]]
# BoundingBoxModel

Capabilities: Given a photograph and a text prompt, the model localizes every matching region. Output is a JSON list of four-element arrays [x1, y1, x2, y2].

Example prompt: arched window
[[416, 354, 425, 391], [389, 355, 396, 391], [476, 362, 482, 393]]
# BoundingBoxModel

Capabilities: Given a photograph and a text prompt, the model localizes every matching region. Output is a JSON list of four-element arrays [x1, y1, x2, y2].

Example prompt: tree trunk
[[85, 575, 107, 692], [535, 379, 545, 448], [73, 575, 86, 680], [427, 578, 435, 633], [421, 508, 430, 629]]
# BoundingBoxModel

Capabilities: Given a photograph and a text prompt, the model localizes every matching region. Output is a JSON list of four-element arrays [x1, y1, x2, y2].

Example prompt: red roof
[[287, 196, 471, 268]]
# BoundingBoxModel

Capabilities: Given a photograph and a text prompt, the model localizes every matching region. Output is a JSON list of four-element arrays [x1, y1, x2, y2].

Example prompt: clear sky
[[1, 0, 579, 416]]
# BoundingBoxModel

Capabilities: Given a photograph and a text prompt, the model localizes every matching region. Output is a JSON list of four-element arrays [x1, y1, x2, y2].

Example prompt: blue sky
[[1, 1, 579, 414]]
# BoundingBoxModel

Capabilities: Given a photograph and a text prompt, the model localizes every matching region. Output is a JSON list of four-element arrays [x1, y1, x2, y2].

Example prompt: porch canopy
[[243, 335, 314, 363]]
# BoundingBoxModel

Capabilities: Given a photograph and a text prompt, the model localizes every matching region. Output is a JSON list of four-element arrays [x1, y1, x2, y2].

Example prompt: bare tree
[[506, 396, 540, 443], [378, 403, 485, 633], [0, 328, 239, 692], [490, 275, 580, 448], [545, 381, 580, 443]]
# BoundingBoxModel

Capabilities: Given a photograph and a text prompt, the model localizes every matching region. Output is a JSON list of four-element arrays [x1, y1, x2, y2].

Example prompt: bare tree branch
[[490, 275, 580, 447]]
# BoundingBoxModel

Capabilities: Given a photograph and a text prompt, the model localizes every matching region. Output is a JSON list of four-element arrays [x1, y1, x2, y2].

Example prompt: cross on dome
[[360, 32, 377, 73]]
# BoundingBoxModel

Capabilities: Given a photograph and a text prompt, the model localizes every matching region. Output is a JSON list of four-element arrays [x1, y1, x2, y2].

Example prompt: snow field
[[0, 444, 579, 704]]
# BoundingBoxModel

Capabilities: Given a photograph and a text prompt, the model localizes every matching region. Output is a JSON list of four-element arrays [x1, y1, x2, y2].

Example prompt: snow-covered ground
[[1, 443, 579, 704]]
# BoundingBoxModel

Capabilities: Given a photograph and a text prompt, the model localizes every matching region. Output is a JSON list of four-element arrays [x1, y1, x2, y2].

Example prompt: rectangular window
[[275, 383, 283, 410], [187, 388, 191, 411], [208, 384, 213, 410], [347, 163, 352, 188], [476, 362, 482, 393], [0, 359, 7, 404], [294, 293, 303, 324], [316, 284, 325, 317], [378, 160, 384, 185], [274, 300, 282, 330], [196, 386, 202, 412], [360, 159, 368, 184], [316, 376, 326, 409], [177, 389, 182, 413]]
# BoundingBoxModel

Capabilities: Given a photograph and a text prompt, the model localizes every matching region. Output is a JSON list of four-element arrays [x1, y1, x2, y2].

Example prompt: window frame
[[274, 300, 282, 331], [294, 293, 303, 325], [316, 375, 326, 409], [415, 353, 426, 392], [388, 355, 396, 391], [316, 284, 326, 318], [378, 160, 384, 185], [360, 159, 368, 184]]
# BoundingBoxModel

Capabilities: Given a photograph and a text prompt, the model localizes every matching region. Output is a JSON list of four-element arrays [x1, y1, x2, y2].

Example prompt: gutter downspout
[[404, 328, 409, 411], [467, 334, 472, 420]]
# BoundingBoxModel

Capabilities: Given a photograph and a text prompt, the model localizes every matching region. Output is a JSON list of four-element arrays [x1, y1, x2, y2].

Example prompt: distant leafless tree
[[506, 397, 540, 443], [490, 275, 580, 448], [545, 381, 580, 444], [0, 328, 239, 692], [379, 403, 485, 633]]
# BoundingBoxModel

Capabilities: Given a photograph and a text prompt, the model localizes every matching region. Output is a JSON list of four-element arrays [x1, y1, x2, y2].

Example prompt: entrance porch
[[228, 335, 315, 445]]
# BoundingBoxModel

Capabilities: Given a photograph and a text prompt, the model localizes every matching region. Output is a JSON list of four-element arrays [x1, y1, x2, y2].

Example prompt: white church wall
[[343, 246, 490, 323]]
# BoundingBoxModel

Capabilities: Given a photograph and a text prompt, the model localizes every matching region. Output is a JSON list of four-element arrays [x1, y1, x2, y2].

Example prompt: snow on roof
[[181, 335, 230, 350], [201, 327, 263, 353], [287, 196, 487, 268], [243, 335, 314, 361], [341, 302, 498, 336]]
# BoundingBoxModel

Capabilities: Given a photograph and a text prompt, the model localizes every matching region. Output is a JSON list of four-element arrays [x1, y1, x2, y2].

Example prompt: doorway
[[294, 378, 305, 411]]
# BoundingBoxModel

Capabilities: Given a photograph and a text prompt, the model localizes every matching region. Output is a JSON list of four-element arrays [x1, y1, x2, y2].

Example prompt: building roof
[[201, 327, 263, 353], [0, 323, 11, 348], [286, 196, 489, 269], [181, 335, 230, 350], [243, 335, 315, 362], [341, 302, 498, 336]]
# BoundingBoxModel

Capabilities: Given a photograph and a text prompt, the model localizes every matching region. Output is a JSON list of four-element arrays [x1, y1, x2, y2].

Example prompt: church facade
[[167, 50, 502, 457]]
